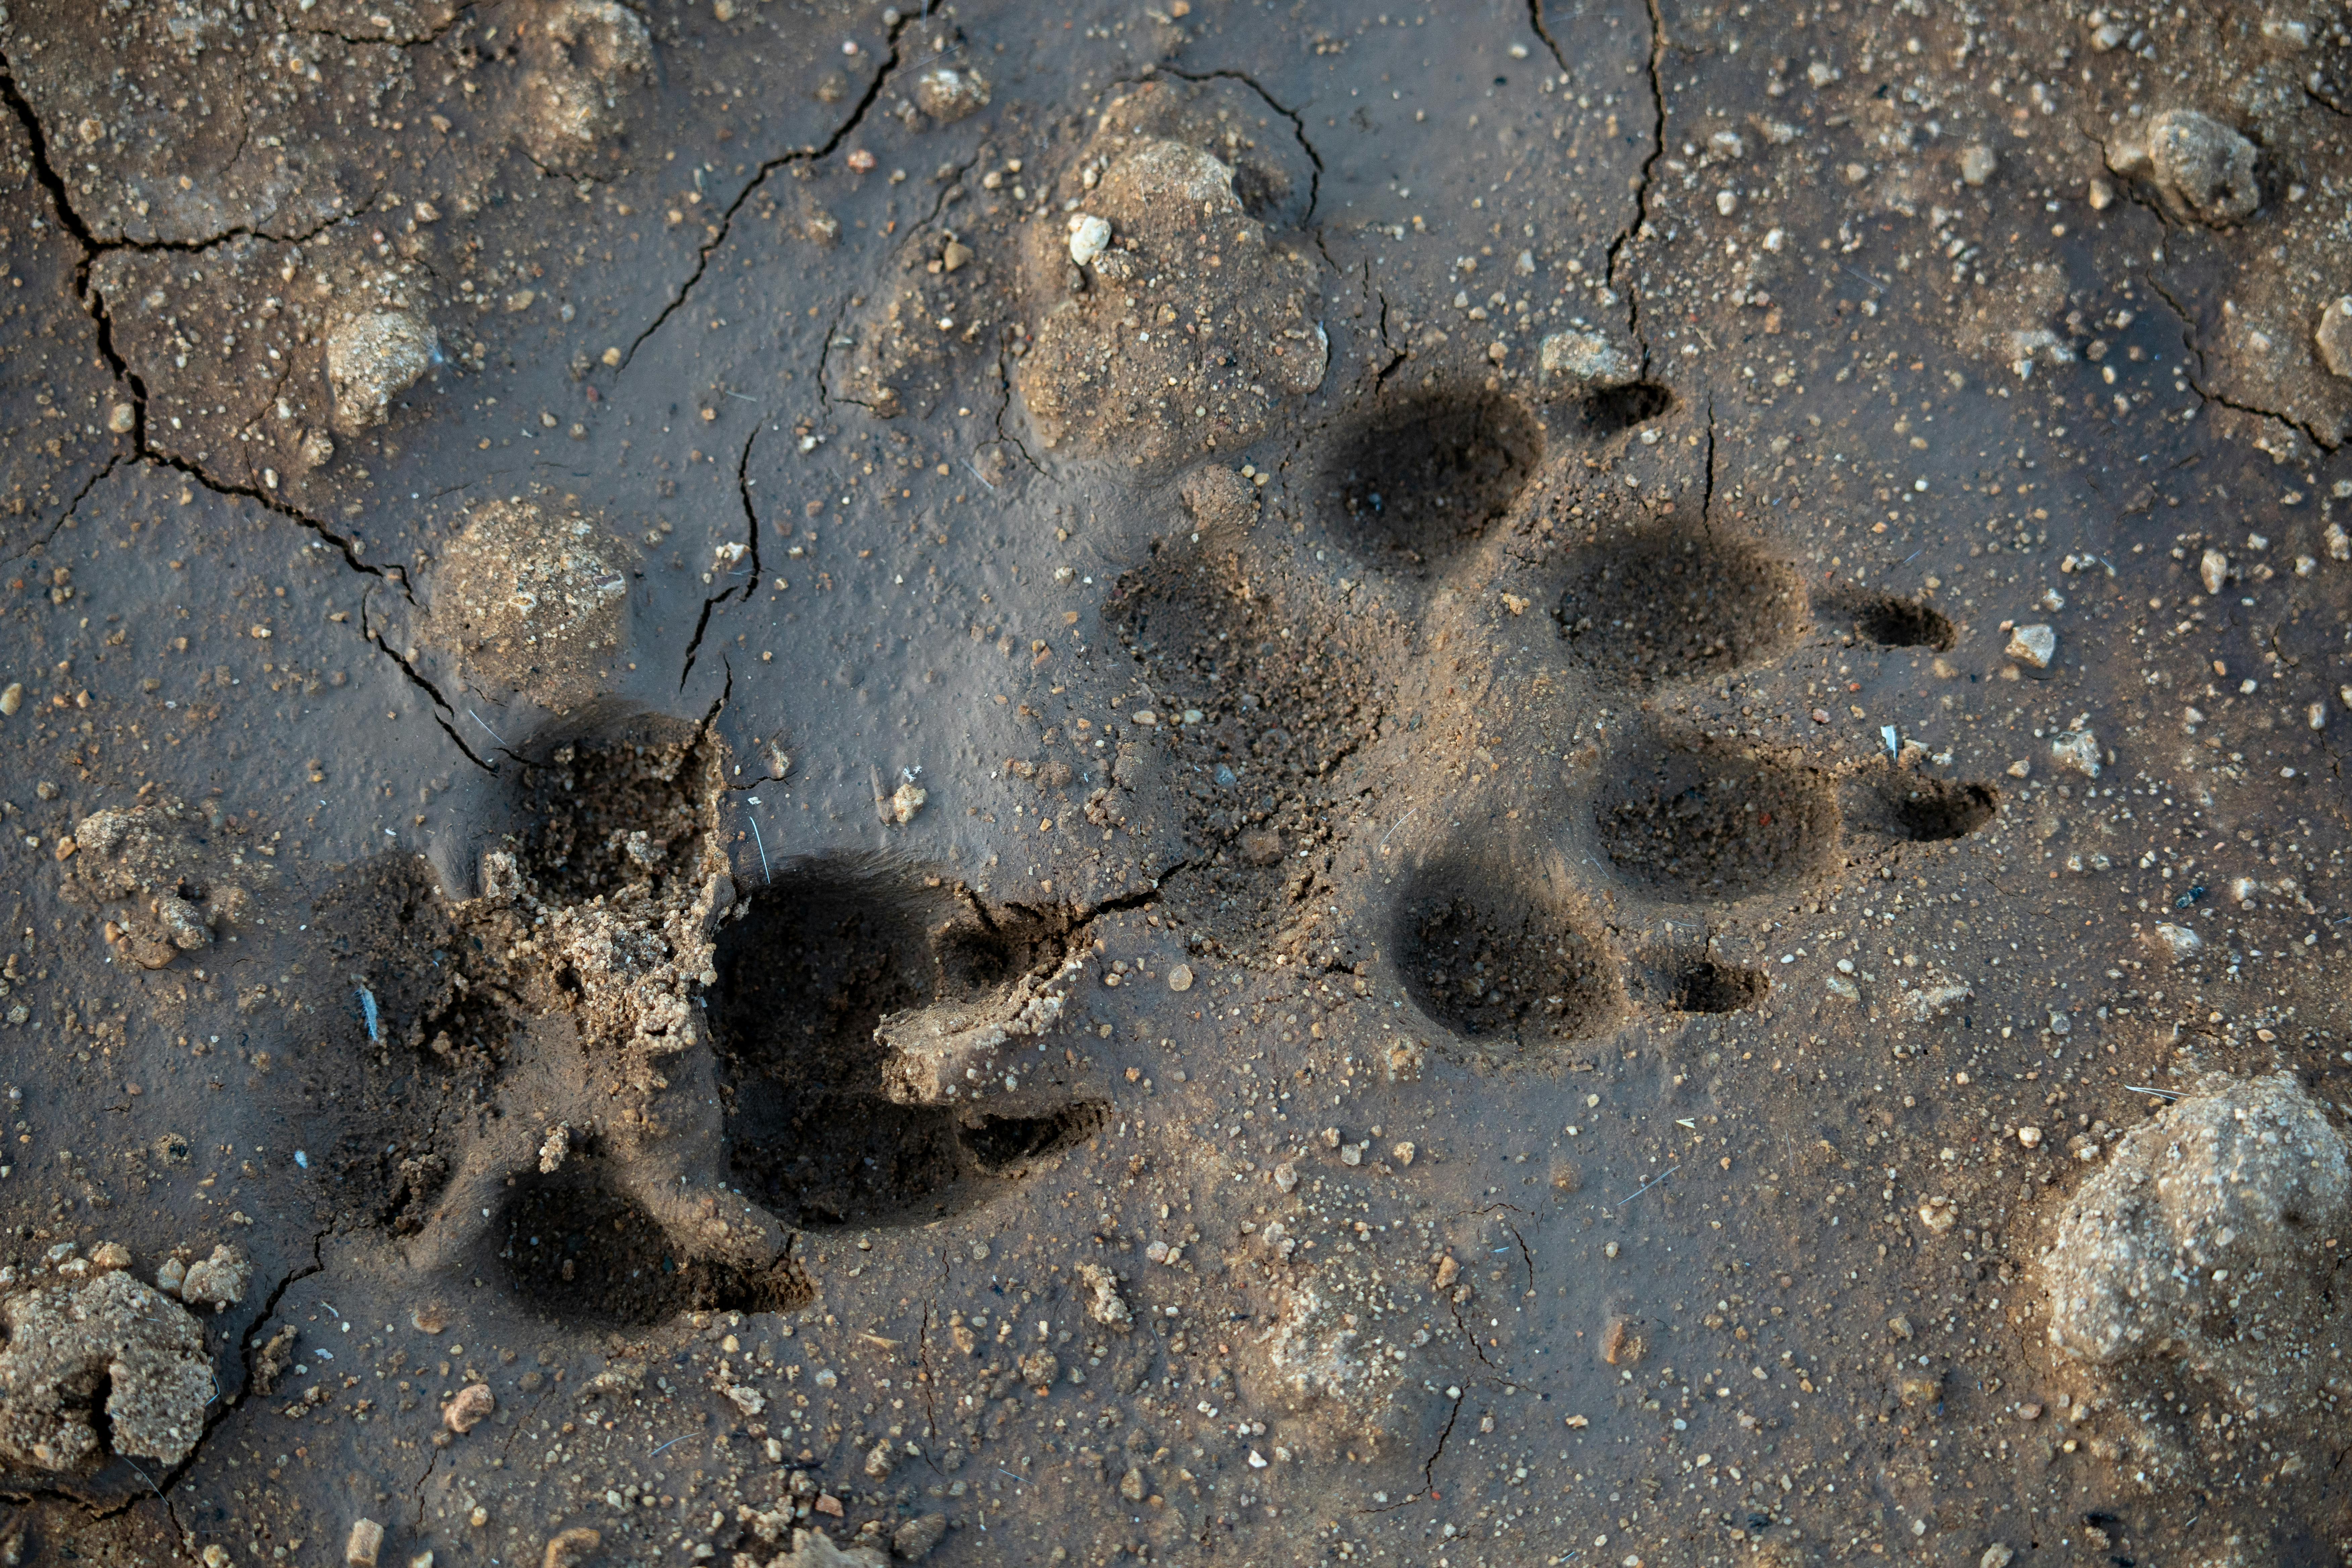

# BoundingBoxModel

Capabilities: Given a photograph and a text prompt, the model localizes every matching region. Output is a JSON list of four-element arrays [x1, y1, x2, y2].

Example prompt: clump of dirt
[[1086, 76, 1318, 229], [1397, 870, 1618, 1060], [912, 63, 991, 126], [1321, 390, 1544, 568], [1953, 260, 2076, 376], [495, 1169, 801, 1327], [516, 0, 655, 172], [0, 1262, 213, 1473], [429, 498, 634, 711], [1596, 742, 1834, 901], [61, 795, 261, 970], [1019, 120, 1325, 470], [502, 728, 732, 1065], [326, 300, 438, 436], [2041, 1071, 2349, 1418], [1557, 527, 1805, 685], [2111, 108, 2262, 227], [1106, 540, 1400, 956]]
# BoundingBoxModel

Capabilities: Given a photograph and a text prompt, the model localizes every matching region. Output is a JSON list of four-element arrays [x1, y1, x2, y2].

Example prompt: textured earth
[[0, 2, 2349, 1567]]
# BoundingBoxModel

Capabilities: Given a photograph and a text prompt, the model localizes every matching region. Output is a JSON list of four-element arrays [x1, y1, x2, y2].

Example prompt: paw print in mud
[[313, 720, 1107, 1331], [1113, 380, 2004, 1067]]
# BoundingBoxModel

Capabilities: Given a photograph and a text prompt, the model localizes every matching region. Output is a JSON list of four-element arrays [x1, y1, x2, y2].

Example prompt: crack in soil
[[1420, 1385, 1464, 1500], [1461, 1202, 1538, 1297], [2142, 269, 2342, 453], [1700, 395, 1717, 531], [1525, 0, 1569, 75], [358, 591, 500, 773], [5, 451, 131, 573], [679, 423, 768, 691], [1603, 0, 1668, 368], [1160, 67, 1324, 230], [68, 1224, 337, 1520], [3, 48, 425, 600], [908, 153, 985, 244], [616, 11, 915, 374], [987, 341, 1044, 477], [409, 1442, 442, 1529]]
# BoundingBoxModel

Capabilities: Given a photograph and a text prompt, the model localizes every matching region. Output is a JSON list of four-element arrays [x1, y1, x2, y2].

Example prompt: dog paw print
[[312, 720, 1104, 1329], [1116, 380, 2004, 1065]]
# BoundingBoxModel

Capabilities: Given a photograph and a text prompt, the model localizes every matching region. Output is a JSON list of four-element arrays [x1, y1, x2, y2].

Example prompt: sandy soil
[[0, 2, 2347, 1566]]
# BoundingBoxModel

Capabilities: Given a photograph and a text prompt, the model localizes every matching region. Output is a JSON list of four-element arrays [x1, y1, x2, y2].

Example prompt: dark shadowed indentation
[[1843, 774, 1999, 843], [710, 865, 1075, 1228], [495, 1170, 808, 1327], [1669, 961, 1770, 1014], [959, 1103, 1107, 1171], [1396, 866, 1618, 1064], [1324, 390, 1544, 567], [1596, 744, 1834, 901], [1558, 528, 1805, 686], [1581, 381, 1674, 435], [1825, 592, 1957, 651]]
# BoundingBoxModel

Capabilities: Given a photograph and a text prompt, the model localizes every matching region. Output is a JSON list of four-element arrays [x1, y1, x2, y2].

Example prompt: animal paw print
[[1118, 380, 2003, 1066], [331, 722, 1102, 1329]]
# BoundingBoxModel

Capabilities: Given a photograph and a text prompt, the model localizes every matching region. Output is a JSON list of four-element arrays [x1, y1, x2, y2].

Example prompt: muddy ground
[[0, 1, 2348, 1565]]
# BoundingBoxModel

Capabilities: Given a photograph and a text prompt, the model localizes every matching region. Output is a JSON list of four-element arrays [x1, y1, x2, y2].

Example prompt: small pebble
[[2004, 624, 2056, 669], [1067, 213, 1111, 266], [2199, 549, 2229, 595], [541, 1529, 600, 1568], [444, 1383, 495, 1434]]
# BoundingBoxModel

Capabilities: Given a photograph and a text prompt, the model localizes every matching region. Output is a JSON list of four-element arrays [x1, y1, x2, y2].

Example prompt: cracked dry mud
[[0, 2, 2349, 1567]]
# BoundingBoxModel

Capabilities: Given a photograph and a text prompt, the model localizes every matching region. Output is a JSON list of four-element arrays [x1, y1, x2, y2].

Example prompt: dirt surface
[[0, 2, 2349, 1566]]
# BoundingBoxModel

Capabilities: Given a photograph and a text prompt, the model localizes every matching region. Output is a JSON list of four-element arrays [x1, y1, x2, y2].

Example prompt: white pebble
[[1067, 213, 1111, 267]]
